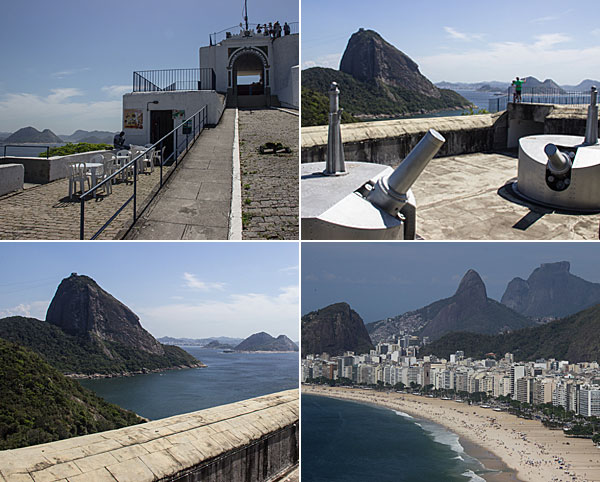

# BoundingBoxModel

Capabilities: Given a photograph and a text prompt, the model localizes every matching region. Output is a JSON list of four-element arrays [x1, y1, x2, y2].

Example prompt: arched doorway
[[227, 47, 270, 107]]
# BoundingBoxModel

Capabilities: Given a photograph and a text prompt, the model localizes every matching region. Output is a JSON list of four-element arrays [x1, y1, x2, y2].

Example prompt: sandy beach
[[304, 385, 600, 482]]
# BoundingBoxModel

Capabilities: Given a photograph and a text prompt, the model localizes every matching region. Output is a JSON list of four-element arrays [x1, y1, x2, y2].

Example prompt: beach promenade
[[304, 385, 600, 482]]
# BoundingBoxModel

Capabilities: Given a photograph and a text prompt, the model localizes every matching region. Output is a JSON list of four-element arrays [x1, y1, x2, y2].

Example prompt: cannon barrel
[[544, 143, 571, 175], [367, 129, 445, 216], [324, 82, 346, 175], [585, 86, 598, 145]]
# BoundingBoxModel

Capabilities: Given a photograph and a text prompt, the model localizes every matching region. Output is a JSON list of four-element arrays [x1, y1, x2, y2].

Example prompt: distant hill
[[234, 332, 298, 352], [501, 261, 600, 319], [302, 302, 374, 356], [423, 302, 600, 363], [562, 79, 600, 91], [435, 81, 510, 92], [61, 129, 117, 144], [367, 270, 535, 343], [204, 340, 234, 350], [0, 338, 143, 450], [158, 336, 244, 346], [302, 29, 469, 127], [301, 86, 359, 127], [0, 273, 204, 375], [521, 76, 564, 92], [4, 127, 63, 143]]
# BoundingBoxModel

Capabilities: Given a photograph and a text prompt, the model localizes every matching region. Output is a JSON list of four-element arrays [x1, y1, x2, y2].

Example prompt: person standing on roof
[[283, 22, 290, 35], [513, 77, 525, 103]]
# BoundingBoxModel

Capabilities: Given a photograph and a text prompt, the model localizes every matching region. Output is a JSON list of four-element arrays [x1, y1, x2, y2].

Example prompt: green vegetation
[[0, 338, 143, 449], [0, 316, 200, 376], [301, 87, 359, 127], [39, 142, 112, 157], [461, 106, 490, 115], [422, 302, 600, 362], [301, 67, 469, 127]]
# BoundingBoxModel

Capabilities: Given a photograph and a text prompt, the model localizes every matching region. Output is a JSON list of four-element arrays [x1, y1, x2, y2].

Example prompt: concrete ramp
[[0, 389, 299, 482]]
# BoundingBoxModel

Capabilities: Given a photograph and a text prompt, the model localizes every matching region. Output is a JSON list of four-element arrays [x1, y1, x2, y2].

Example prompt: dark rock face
[[235, 332, 298, 352], [46, 274, 164, 355], [340, 29, 439, 97], [369, 270, 533, 343], [302, 302, 374, 356], [501, 261, 600, 318], [4, 126, 63, 143]]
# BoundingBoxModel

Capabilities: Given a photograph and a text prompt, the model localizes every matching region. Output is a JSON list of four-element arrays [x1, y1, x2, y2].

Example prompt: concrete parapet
[[301, 114, 503, 166], [0, 389, 299, 482], [0, 164, 24, 196], [0, 150, 115, 184]]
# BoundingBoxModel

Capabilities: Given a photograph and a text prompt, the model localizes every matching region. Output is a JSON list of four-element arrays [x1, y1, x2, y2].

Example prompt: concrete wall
[[302, 103, 595, 164], [272, 35, 299, 108], [0, 164, 24, 196], [0, 389, 299, 482], [122, 91, 226, 146], [0, 150, 115, 184], [301, 113, 505, 166]]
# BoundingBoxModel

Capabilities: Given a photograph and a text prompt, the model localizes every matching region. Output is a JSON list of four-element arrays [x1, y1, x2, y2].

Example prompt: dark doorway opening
[[150, 110, 174, 162], [234, 52, 265, 96]]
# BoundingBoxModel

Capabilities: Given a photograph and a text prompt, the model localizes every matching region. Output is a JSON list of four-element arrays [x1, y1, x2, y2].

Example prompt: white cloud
[[418, 34, 599, 84], [101, 85, 131, 98], [529, 15, 558, 24], [443, 26, 483, 41], [302, 53, 342, 70], [138, 285, 299, 339], [0, 89, 122, 132], [51, 67, 91, 79], [279, 264, 299, 273], [0, 300, 49, 320], [182, 272, 226, 291]]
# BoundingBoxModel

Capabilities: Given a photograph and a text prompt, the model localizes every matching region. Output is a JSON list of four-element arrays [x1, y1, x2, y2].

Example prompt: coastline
[[65, 362, 206, 379], [304, 385, 600, 482]]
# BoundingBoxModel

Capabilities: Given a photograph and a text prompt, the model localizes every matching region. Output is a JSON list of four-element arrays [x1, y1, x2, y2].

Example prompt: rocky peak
[[46, 274, 164, 355], [339, 28, 439, 97], [454, 269, 487, 305]]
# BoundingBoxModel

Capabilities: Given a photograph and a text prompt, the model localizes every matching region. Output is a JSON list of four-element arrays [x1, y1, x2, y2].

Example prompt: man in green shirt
[[512, 77, 525, 103]]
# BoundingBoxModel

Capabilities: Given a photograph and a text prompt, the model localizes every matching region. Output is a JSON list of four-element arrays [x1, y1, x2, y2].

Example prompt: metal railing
[[79, 105, 208, 240], [489, 87, 599, 113], [133, 68, 215, 92], [2, 145, 50, 158], [209, 21, 298, 44]]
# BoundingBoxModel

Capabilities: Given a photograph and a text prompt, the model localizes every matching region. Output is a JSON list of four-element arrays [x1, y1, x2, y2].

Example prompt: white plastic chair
[[67, 162, 90, 199], [141, 147, 155, 173], [116, 149, 131, 181]]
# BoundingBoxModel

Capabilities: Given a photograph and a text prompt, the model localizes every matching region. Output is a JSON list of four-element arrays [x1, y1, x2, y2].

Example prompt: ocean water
[[0, 143, 65, 158], [79, 347, 299, 420], [302, 394, 491, 482]]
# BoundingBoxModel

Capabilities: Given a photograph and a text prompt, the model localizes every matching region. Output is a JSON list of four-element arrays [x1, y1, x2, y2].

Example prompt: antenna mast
[[243, 0, 249, 31]]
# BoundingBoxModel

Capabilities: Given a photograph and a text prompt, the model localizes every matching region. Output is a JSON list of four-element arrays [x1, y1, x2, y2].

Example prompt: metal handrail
[[133, 68, 215, 92], [489, 88, 599, 113], [79, 105, 208, 240], [2, 145, 50, 159]]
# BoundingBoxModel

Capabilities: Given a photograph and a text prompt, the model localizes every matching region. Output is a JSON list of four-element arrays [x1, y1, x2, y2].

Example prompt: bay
[[302, 394, 492, 482], [79, 347, 299, 420]]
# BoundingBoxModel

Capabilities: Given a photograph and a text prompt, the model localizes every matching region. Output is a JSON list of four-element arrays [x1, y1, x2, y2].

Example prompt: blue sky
[[0, 0, 298, 133], [302, 242, 600, 324], [302, 0, 600, 85], [0, 242, 299, 340]]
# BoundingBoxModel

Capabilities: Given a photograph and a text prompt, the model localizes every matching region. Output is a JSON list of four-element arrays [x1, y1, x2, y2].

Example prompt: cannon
[[514, 86, 600, 211], [301, 83, 445, 240]]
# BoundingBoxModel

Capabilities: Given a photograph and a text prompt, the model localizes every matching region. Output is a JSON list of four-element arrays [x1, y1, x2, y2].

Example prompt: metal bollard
[[324, 82, 346, 175]]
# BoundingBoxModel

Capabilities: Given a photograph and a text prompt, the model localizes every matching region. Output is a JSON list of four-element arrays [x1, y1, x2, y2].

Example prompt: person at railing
[[284, 22, 290, 35], [274, 21, 282, 38], [512, 77, 525, 103], [263, 24, 269, 36], [257, 24, 262, 34], [113, 131, 130, 150], [268, 22, 274, 37]]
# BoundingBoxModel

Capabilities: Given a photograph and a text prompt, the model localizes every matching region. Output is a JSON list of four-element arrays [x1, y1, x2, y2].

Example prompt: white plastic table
[[84, 163, 104, 196]]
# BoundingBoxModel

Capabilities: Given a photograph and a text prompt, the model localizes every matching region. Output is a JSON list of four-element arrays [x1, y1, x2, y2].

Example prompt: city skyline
[[302, 0, 600, 85], [0, 242, 299, 339]]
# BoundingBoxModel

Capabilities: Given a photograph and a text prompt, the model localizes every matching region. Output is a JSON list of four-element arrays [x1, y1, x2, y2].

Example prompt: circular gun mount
[[544, 143, 572, 192]]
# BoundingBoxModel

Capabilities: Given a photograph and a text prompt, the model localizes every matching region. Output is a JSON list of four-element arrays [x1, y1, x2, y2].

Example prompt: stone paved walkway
[[239, 109, 299, 239], [0, 163, 172, 240], [127, 110, 234, 240]]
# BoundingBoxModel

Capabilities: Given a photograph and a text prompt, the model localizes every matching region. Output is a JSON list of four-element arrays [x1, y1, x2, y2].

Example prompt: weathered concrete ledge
[[0, 150, 115, 184], [302, 103, 599, 166], [301, 113, 507, 165], [0, 389, 299, 482], [0, 164, 24, 196]]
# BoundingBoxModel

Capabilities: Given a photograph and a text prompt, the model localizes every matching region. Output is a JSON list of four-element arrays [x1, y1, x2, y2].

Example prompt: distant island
[[435, 78, 600, 93], [235, 332, 298, 352], [302, 28, 469, 127], [0, 127, 117, 144], [0, 273, 204, 377], [158, 336, 244, 347]]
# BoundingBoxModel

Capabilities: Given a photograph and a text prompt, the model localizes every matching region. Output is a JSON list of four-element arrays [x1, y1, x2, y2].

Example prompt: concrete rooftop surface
[[412, 151, 600, 240]]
